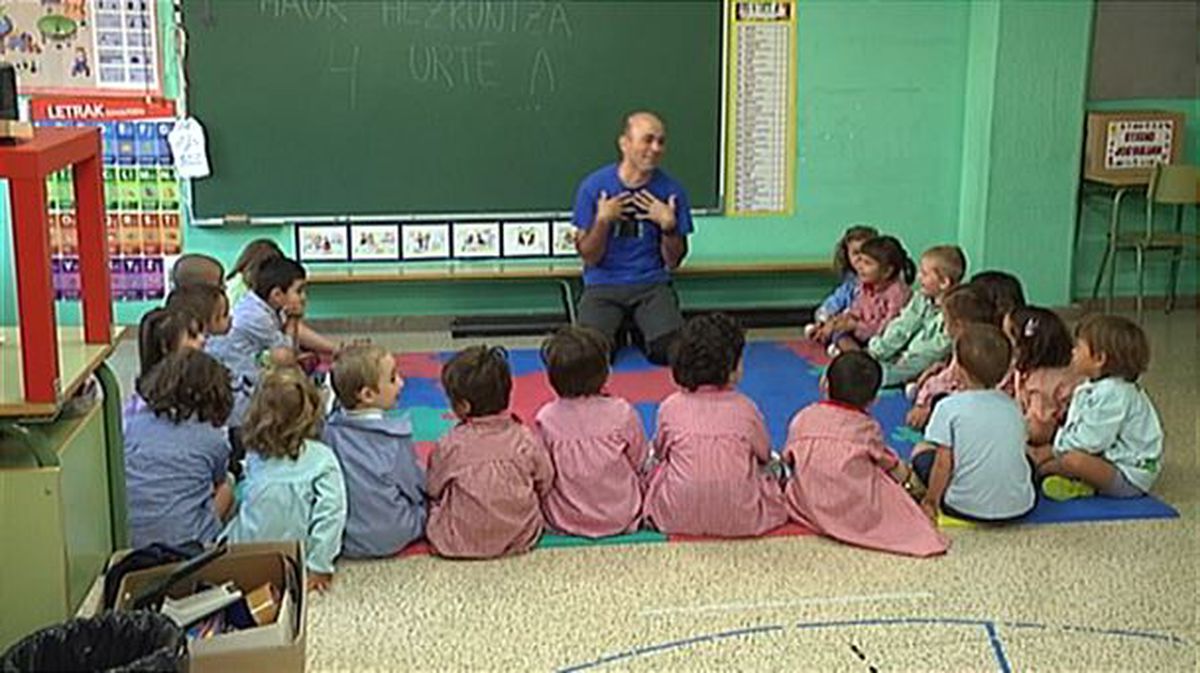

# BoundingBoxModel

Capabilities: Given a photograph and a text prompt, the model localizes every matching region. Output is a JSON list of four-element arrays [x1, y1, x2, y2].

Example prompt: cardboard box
[[110, 542, 306, 673], [1083, 110, 1187, 182]]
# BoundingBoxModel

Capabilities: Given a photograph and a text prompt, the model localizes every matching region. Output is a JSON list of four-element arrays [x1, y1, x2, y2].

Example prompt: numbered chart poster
[[3, 0, 162, 95], [31, 96, 178, 301]]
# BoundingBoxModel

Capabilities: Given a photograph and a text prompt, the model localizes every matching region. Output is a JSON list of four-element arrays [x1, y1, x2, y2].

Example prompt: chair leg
[[1101, 187, 1129, 310], [1092, 236, 1112, 300], [1108, 242, 1119, 313], [1165, 206, 1183, 314], [1135, 245, 1145, 323]]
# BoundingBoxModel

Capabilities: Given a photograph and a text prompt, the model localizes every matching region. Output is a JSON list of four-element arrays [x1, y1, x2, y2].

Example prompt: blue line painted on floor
[[984, 622, 1012, 673], [558, 616, 1190, 671], [1002, 620, 1191, 645], [556, 624, 784, 673]]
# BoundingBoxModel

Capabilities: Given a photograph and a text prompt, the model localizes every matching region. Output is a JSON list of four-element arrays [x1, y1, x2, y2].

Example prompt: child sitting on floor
[[206, 256, 306, 422], [642, 313, 788, 537], [323, 344, 426, 557], [868, 245, 965, 387], [804, 224, 878, 339], [170, 253, 225, 291], [536, 326, 648, 538], [782, 351, 947, 557], [426, 346, 554, 559], [124, 350, 235, 547], [814, 235, 914, 355], [1029, 315, 1162, 501], [905, 283, 996, 429], [912, 324, 1035, 523], [1004, 307, 1083, 446], [225, 238, 340, 355], [226, 366, 347, 592], [166, 283, 231, 337], [136, 307, 205, 381], [969, 270, 1026, 326]]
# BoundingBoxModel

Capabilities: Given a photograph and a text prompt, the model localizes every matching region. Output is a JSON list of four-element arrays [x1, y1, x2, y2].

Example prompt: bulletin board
[[2, 0, 162, 96]]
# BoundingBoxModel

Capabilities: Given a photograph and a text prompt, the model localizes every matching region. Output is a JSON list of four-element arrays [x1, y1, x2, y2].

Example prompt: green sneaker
[[1042, 476, 1096, 501]]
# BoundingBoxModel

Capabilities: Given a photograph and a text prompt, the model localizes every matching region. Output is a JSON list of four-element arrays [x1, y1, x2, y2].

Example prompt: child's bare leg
[[1041, 450, 1119, 491], [1027, 443, 1054, 469]]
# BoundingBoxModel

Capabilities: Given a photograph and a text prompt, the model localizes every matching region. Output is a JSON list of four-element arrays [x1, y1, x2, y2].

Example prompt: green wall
[[3, 0, 1172, 327]]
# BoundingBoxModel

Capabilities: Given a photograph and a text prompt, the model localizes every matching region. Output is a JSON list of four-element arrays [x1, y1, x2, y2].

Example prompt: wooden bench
[[306, 259, 833, 324]]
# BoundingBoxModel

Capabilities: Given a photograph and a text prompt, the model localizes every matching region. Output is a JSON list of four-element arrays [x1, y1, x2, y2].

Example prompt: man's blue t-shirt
[[572, 163, 693, 286]]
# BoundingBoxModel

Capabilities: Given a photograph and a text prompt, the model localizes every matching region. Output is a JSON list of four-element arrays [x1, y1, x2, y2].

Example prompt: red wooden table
[[0, 127, 111, 404]]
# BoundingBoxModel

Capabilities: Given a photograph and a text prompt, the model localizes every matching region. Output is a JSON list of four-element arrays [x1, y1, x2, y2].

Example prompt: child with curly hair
[[226, 366, 347, 591], [642, 313, 788, 537], [124, 349, 235, 547]]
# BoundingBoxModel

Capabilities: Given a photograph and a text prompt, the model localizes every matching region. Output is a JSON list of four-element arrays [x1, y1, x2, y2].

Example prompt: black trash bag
[[0, 611, 187, 673]]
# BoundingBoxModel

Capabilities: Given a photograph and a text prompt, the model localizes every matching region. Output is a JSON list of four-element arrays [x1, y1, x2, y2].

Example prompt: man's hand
[[634, 190, 677, 232], [596, 190, 632, 226]]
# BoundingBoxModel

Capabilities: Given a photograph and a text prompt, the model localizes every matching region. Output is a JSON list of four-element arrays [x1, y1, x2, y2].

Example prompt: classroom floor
[[106, 309, 1199, 672]]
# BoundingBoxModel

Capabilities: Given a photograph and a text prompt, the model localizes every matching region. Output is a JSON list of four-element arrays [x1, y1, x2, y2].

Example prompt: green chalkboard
[[182, 0, 723, 220]]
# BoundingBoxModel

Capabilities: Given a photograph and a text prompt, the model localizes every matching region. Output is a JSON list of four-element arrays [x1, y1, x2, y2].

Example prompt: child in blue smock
[[124, 349, 235, 546], [1029, 315, 1163, 501], [322, 345, 426, 557], [804, 224, 877, 339], [225, 366, 347, 592]]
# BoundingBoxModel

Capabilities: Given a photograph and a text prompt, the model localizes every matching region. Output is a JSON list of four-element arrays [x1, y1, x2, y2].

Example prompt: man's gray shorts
[[577, 282, 684, 346]]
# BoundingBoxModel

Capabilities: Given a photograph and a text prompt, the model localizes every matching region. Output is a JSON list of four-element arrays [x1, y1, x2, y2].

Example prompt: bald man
[[573, 111, 692, 365]]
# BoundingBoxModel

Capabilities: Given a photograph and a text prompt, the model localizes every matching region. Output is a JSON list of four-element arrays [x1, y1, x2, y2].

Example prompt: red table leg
[[10, 177, 60, 403], [74, 150, 112, 344]]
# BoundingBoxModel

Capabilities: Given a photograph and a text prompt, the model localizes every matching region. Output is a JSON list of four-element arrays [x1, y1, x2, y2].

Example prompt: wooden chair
[[1133, 164, 1200, 321]]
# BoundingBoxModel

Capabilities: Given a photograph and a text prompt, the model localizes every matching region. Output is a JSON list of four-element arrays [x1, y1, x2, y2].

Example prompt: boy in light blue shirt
[[322, 345, 427, 558], [1029, 315, 1162, 501], [912, 323, 1035, 522]]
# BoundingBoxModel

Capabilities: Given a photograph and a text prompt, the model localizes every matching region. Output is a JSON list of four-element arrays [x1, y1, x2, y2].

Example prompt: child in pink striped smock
[[1004, 306, 1083, 445], [783, 351, 947, 557], [642, 313, 788, 537], [813, 235, 914, 355], [535, 326, 648, 538], [426, 346, 554, 559]]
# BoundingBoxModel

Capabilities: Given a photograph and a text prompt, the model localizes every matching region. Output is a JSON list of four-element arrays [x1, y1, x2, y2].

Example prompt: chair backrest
[[1148, 163, 1200, 206]]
